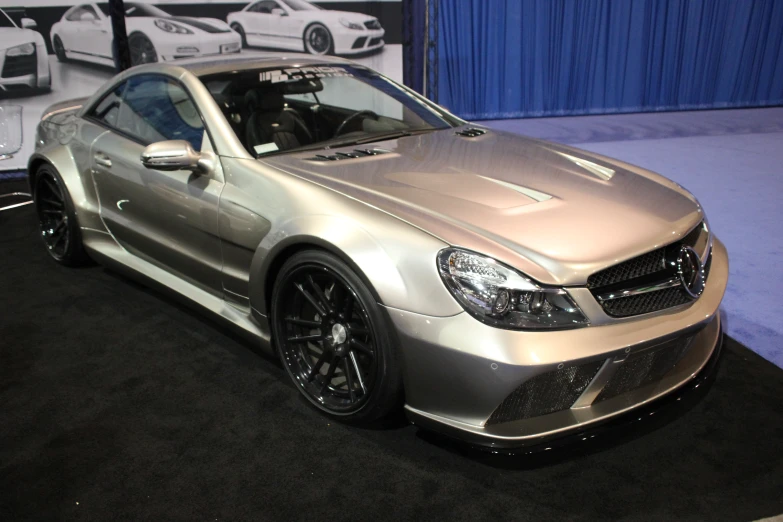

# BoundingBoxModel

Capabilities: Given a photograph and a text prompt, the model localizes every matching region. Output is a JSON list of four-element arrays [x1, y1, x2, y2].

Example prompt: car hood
[[262, 128, 704, 286], [0, 27, 36, 49]]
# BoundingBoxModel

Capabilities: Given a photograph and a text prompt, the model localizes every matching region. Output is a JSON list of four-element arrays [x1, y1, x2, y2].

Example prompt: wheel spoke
[[349, 338, 373, 357], [307, 351, 328, 382], [349, 352, 367, 395], [307, 275, 332, 314], [294, 283, 326, 316], [287, 333, 324, 344], [320, 357, 340, 394], [342, 293, 354, 320], [42, 209, 63, 216], [44, 178, 61, 198], [348, 325, 368, 335], [342, 358, 356, 402], [42, 198, 63, 208], [285, 317, 321, 328]]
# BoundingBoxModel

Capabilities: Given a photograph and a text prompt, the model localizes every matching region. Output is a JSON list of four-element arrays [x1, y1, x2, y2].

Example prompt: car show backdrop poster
[[0, 0, 402, 171]]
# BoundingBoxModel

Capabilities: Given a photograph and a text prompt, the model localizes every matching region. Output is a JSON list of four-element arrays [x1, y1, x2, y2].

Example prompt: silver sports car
[[29, 55, 727, 448]]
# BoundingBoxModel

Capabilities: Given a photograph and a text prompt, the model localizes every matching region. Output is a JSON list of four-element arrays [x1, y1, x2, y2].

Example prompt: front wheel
[[129, 33, 158, 65], [52, 35, 67, 62], [303, 23, 333, 55], [271, 250, 402, 422]]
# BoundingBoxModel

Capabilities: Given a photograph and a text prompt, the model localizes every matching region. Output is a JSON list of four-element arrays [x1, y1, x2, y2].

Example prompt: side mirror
[[80, 11, 96, 22], [140, 140, 215, 173], [271, 8, 287, 16], [20, 18, 37, 30]]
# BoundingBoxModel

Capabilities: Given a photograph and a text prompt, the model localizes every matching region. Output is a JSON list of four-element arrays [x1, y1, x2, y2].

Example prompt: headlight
[[155, 19, 193, 34], [437, 248, 589, 330], [339, 18, 364, 30], [6, 43, 35, 57]]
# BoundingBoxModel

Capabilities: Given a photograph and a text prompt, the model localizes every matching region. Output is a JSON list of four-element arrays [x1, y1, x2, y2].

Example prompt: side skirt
[[81, 228, 273, 353]]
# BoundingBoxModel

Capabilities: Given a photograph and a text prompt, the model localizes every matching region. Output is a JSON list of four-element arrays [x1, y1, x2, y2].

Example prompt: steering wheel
[[334, 110, 379, 137]]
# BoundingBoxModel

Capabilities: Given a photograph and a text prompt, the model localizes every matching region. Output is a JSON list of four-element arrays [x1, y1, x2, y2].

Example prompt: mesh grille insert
[[587, 247, 666, 289], [601, 287, 692, 317], [596, 335, 694, 404], [486, 360, 604, 425]]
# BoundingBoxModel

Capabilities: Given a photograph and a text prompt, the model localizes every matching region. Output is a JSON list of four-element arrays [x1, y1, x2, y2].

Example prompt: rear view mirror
[[271, 8, 287, 16], [20, 18, 37, 30], [141, 140, 214, 173]]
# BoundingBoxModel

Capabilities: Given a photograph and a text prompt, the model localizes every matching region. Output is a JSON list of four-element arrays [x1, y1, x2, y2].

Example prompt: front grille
[[2, 49, 37, 78], [352, 37, 367, 49], [596, 334, 695, 404], [368, 37, 383, 46], [486, 360, 603, 425], [588, 221, 710, 317], [364, 20, 381, 30]]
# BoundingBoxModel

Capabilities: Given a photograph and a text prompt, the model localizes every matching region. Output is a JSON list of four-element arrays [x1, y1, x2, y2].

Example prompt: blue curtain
[[435, 0, 783, 119]]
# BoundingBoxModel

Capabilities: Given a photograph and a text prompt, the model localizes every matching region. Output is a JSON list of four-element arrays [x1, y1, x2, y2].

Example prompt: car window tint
[[252, 1, 280, 14], [90, 81, 127, 128], [116, 75, 204, 150]]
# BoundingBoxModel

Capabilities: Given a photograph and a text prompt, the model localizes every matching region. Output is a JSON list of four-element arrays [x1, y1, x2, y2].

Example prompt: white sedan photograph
[[227, 0, 385, 55], [0, 8, 50, 96], [50, 2, 241, 67]]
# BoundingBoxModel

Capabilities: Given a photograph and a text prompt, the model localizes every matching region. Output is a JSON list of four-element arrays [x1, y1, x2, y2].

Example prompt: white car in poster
[[50, 2, 241, 67], [227, 0, 385, 55], [0, 9, 50, 96]]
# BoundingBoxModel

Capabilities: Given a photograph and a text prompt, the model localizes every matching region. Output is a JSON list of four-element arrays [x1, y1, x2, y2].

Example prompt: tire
[[128, 32, 158, 66], [303, 23, 333, 55], [271, 250, 402, 423], [52, 35, 68, 63], [230, 22, 248, 48], [33, 165, 90, 266]]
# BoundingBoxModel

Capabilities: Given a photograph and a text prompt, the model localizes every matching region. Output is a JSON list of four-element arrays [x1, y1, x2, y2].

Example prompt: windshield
[[201, 65, 461, 157], [280, 0, 322, 11], [97, 3, 170, 18], [0, 9, 17, 28]]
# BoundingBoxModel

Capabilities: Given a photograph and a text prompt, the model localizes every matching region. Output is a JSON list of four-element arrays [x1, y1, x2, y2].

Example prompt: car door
[[62, 4, 103, 56], [88, 74, 225, 294], [245, 0, 293, 48]]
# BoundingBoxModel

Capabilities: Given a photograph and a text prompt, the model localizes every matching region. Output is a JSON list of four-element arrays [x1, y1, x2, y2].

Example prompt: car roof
[[172, 53, 360, 77]]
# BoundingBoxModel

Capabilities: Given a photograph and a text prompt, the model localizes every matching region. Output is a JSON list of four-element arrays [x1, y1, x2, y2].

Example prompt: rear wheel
[[53, 35, 67, 62], [33, 165, 89, 266], [129, 33, 157, 65], [271, 250, 402, 422], [230, 23, 248, 48]]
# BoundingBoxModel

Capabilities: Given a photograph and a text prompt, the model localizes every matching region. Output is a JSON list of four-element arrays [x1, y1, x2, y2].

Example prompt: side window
[[252, 1, 279, 14], [66, 5, 99, 22], [115, 75, 204, 151], [89, 81, 127, 128]]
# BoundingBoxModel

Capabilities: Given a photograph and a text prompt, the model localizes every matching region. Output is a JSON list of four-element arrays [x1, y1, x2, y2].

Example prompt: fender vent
[[455, 128, 487, 138], [307, 148, 391, 161]]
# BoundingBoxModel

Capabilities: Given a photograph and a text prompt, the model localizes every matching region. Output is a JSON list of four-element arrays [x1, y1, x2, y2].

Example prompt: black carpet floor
[[2, 191, 783, 521]]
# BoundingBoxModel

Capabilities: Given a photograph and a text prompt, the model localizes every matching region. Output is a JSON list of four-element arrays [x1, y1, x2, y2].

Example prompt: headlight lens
[[339, 18, 364, 30], [155, 19, 193, 34], [7, 43, 35, 57], [437, 248, 589, 330]]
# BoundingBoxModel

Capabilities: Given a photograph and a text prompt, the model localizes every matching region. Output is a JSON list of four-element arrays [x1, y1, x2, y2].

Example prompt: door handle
[[94, 153, 112, 168]]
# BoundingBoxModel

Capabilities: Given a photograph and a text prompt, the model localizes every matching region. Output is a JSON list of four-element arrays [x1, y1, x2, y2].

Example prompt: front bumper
[[333, 28, 385, 55], [0, 43, 50, 93], [158, 33, 242, 61], [390, 238, 729, 448]]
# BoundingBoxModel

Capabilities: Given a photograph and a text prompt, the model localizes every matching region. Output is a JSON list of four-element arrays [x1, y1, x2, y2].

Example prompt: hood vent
[[307, 148, 391, 161], [455, 128, 487, 138]]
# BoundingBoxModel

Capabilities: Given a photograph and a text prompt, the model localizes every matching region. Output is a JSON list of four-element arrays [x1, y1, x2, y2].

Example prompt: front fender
[[248, 213, 463, 319]]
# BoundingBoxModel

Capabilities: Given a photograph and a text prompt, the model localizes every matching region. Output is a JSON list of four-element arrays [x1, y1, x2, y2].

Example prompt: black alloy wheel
[[272, 250, 401, 421], [33, 165, 89, 266], [230, 23, 248, 48], [129, 33, 158, 65], [304, 24, 332, 55], [53, 35, 67, 62]]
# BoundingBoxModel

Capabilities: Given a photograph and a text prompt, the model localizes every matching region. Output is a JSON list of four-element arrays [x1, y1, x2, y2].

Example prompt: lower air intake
[[596, 334, 695, 405], [486, 360, 604, 425]]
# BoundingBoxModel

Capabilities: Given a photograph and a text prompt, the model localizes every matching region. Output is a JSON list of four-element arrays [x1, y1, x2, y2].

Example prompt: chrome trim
[[595, 277, 681, 302]]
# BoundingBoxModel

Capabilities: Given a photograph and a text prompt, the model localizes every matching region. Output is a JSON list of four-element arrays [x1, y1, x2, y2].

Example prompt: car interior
[[202, 68, 448, 157]]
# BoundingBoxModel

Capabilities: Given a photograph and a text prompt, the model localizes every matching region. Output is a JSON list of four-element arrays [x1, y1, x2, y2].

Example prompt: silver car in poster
[[28, 55, 727, 448]]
